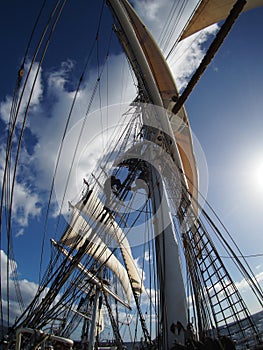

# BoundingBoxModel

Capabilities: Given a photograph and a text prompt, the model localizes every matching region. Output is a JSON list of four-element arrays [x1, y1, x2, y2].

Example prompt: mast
[[88, 285, 100, 350], [107, 1, 189, 347]]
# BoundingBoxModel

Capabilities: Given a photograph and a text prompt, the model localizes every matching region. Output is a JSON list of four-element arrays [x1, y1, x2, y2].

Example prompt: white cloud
[[134, 0, 164, 22], [204, 270, 263, 316], [0, 53, 136, 228], [47, 59, 75, 91], [11, 179, 41, 227], [132, 0, 219, 93], [0, 95, 13, 125], [0, 61, 43, 126], [0, 149, 42, 230], [235, 271, 263, 291], [0, 250, 73, 327], [0, 250, 39, 324], [144, 250, 152, 262], [16, 228, 25, 237], [169, 24, 219, 91], [0, 250, 17, 280], [32, 54, 136, 214], [0, 61, 44, 231], [133, 0, 199, 42], [234, 271, 263, 314], [133, 257, 145, 282]]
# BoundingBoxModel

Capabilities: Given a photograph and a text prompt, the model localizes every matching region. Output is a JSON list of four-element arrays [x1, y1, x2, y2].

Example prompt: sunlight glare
[[254, 160, 263, 192]]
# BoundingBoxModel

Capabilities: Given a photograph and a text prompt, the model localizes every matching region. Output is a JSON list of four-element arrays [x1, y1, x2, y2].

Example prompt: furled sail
[[75, 189, 144, 295], [59, 205, 88, 250], [117, 0, 198, 207], [60, 205, 132, 301], [180, 0, 263, 40]]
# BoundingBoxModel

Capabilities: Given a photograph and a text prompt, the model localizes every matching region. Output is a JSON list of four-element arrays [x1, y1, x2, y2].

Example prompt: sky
[[0, 0, 263, 332]]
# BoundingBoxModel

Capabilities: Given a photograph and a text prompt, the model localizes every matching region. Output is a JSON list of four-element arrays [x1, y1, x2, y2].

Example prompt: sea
[[121, 310, 263, 349]]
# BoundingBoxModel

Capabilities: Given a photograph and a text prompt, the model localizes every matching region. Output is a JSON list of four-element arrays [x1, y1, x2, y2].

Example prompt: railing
[[15, 327, 74, 350]]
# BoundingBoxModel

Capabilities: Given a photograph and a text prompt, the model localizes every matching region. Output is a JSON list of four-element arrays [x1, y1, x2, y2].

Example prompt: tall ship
[[0, 1, 263, 349]]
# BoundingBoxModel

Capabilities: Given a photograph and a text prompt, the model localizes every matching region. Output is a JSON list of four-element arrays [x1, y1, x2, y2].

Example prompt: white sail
[[60, 204, 91, 250], [75, 190, 144, 295], [60, 206, 132, 302], [52, 239, 132, 310], [180, 0, 263, 40]]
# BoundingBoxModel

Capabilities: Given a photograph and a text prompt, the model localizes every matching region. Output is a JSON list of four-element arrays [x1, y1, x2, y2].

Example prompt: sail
[[117, 0, 198, 208], [59, 205, 90, 250], [180, 0, 263, 40], [75, 190, 144, 295], [60, 205, 132, 301]]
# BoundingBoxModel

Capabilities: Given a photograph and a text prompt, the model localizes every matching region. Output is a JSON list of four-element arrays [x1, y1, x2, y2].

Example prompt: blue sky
[[1, 0, 263, 329], [186, 7, 263, 259], [186, 6, 263, 312]]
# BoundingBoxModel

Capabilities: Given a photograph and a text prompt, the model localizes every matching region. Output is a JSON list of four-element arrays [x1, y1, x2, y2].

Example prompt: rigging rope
[[183, 172, 263, 303], [165, 0, 202, 60], [160, 0, 188, 54], [39, 29, 98, 284], [171, 0, 247, 115], [0, 0, 65, 335], [12, 104, 161, 342], [39, 0, 111, 285], [178, 166, 263, 310]]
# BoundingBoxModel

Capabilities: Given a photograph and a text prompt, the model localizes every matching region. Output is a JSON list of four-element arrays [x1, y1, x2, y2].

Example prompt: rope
[[0, 0, 64, 335], [172, 0, 247, 115]]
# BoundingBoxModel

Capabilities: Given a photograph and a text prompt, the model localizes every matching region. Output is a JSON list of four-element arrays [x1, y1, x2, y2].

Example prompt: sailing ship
[[1, 0, 263, 349]]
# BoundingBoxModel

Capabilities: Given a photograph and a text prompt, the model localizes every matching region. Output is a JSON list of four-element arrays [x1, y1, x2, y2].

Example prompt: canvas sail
[[60, 205, 133, 301], [75, 190, 144, 295], [180, 0, 263, 40]]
